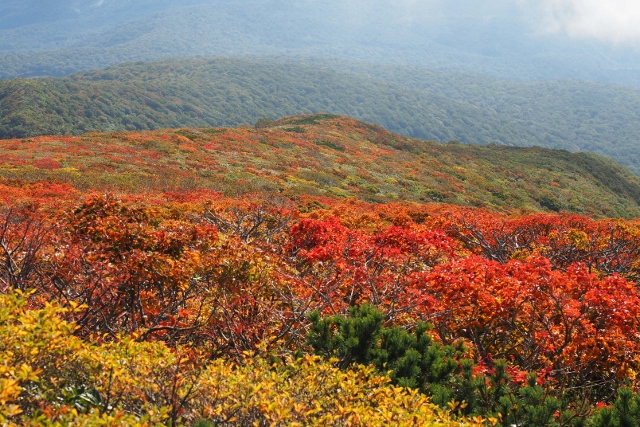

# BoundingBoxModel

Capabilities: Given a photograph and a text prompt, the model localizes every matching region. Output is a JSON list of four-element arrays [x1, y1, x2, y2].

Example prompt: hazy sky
[[330, 0, 640, 46], [55, 0, 640, 46], [530, 0, 640, 45], [306, 0, 640, 46]]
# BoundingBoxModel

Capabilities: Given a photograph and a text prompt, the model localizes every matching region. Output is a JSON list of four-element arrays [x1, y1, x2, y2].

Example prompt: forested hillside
[[2, 58, 640, 175], [0, 59, 488, 140]]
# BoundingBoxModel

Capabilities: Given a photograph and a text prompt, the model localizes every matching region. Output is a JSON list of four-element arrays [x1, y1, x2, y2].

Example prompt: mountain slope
[[2, 58, 640, 175], [2, 114, 640, 218]]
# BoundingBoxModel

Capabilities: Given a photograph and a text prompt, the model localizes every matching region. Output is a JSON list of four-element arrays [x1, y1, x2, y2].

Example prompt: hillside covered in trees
[[2, 58, 640, 175]]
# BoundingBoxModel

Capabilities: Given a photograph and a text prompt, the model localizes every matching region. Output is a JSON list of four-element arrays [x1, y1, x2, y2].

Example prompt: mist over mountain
[[1, 0, 640, 84]]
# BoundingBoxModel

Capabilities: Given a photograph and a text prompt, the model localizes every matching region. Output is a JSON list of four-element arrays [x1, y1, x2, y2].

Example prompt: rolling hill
[[2, 113, 640, 218]]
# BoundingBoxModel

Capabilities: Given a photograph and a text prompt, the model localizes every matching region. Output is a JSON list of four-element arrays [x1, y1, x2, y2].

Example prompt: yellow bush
[[193, 353, 484, 426], [0, 290, 482, 426], [0, 290, 170, 426]]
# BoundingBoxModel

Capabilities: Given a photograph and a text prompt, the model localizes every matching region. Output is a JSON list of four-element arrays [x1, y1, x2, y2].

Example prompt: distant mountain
[[2, 114, 640, 218], [2, 58, 640, 175], [0, 0, 211, 32], [0, 0, 639, 84]]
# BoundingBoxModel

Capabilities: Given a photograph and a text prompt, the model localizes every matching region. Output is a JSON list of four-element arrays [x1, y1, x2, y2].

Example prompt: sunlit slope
[[2, 113, 640, 218]]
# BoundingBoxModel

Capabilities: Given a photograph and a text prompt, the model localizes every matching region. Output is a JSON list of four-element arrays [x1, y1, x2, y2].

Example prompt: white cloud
[[533, 0, 640, 45]]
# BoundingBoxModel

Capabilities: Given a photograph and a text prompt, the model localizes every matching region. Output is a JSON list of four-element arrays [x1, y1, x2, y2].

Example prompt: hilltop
[[2, 113, 640, 218]]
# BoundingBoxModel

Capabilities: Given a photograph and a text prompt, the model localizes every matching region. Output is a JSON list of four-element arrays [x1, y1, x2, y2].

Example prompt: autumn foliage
[[3, 118, 640, 425], [1, 191, 639, 420]]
